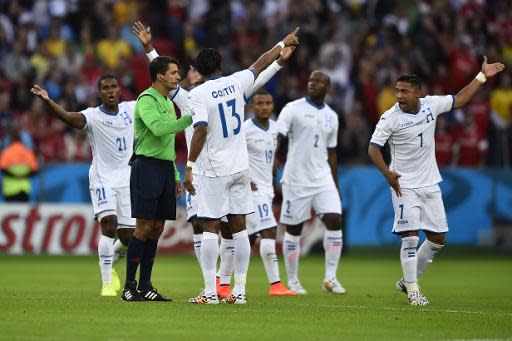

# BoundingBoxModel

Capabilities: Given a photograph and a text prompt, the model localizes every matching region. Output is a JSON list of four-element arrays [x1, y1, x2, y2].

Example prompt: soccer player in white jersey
[[184, 29, 299, 304], [131, 21, 295, 299], [245, 89, 296, 296], [31, 76, 136, 297], [368, 58, 505, 306], [277, 71, 345, 295]]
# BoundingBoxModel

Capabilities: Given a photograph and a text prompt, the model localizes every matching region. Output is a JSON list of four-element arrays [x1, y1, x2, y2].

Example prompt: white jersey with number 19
[[81, 101, 136, 189], [370, 95, 454, 189], [188, 70, 255, 177]]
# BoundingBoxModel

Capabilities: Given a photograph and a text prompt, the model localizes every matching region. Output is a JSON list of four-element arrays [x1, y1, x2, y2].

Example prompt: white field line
[[300, 303, 512, 317]]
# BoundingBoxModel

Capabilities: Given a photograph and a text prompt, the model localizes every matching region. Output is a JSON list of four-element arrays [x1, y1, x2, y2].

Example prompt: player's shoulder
[[80, 105, 100, 116], [381, 103, 401, 120], [323, 102, 338, 117], [286, 97, 308, 108], [120, 100, 136, 111]]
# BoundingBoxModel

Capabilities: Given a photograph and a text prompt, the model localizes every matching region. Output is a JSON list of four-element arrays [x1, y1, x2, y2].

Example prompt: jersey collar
[[99, 105, 119, 116], [305, 97, 325, 110], [251, 118, 270, 131]]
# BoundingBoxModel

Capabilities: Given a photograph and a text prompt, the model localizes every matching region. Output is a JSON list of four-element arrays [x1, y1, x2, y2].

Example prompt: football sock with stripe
[[283, 232, 301, 284], [260, 238, 280, 284], [201, 232, 219, 295], [217, 238, 234, 286], [323, 229, 343, 281], [417, 239, 443, 278], [112, 238, 127, 265], [232, 230, 250, 295], [98, 235, 114, 284], [400, 236, 419, 292], [193, 233, 203, 267], [138, 238, 158, 291], [124, 235, 146, 288]]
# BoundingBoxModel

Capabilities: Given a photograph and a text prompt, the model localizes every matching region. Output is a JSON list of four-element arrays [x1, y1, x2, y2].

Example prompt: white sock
[[283, 232, 301, 284], [193, 233, 203, 267], [323, 229, 343, 281], [200, 232, 219, 296], [232, 230, 250, 295], [260, 238, 280, 284], [217, 238, 234, 286], [400, 236, 419, 292], [417, 239, 443, 278], [112, 239, 127, 266], [98, 235, 114, 284]]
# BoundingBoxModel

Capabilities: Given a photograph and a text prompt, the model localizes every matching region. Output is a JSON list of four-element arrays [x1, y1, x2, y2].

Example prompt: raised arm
[[246, 46, 296, 98], [132, 20, 154, 55], [249, 27, 299, 77], [31, 84, 86, 129], [453, 56, 505, 109]]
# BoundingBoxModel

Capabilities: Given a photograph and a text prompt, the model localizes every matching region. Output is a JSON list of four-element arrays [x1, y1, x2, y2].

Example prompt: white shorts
[[391, 184, 448, 234], [90, 186, 135, 227], [186, 176, 228, 223], [246, 191, 277, 235], [280, 184, 342, 225], [196, 170, 254, 219]]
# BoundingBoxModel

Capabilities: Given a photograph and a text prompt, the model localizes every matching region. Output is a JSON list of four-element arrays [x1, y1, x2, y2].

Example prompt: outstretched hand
[[282, 27, 299, 47], [481, 56, 505, 78], [31, 84, 49, 101], [132, 20, 152, 46]]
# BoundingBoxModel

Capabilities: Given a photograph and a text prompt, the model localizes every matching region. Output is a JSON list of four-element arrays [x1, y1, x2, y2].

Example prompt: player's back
[[81, 101, 135, 189], [189, 70, 255, 177], [277, 98, 339, 188]]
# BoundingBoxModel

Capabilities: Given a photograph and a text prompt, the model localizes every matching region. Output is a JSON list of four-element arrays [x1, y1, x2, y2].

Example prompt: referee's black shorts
[[130, 156, 177, 220]]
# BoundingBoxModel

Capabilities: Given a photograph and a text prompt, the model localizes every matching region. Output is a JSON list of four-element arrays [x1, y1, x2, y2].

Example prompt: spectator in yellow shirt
[[96, 26, 132, 71]]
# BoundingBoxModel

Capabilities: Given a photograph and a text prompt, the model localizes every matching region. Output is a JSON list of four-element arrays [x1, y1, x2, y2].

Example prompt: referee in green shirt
[[122, 56, 192, 301]]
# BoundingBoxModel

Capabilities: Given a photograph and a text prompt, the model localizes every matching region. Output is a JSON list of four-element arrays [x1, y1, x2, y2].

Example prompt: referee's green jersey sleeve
[[174, 163, 180, 181], [137, 95, 192, 136]]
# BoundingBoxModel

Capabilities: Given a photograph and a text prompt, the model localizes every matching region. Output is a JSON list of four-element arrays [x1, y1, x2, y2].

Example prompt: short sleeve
[[370, 114, 394, 147], [172, 87, 191, 115], [327, 114, 339, 148], [80, 107, 95, 130], [427, 95, 454, 116], [277, 104, 293, 136], [189, 91, 209, 127], [232, 69, 256, 94]]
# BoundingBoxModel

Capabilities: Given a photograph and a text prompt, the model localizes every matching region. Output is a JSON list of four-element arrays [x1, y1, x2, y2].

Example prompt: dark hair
[[150, 56, 179, 82], [195, 48, 222, 76], [97, 74, 117, 89], [251, 88, 274, 101], [396, 74, 422, 89]]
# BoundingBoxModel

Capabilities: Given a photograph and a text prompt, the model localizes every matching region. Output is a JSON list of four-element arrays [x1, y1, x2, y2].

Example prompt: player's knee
[[248, 233, 258, 246], [191, 218, 203, 235], [260, 227, 277, 239], [100, 215, 118, 238], [117, 228, 133, 245], [286, 224, 302, 236], [322, 213, 342, 230], [220, 222, 233, 239], [152, 220, 165, 239], [427, 232, 446, 245]]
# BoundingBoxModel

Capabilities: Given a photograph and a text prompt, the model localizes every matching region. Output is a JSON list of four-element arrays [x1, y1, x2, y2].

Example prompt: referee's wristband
[[475, 72, 486, 84], [146, 49, 159, 62], [186, 160, 195, 168]]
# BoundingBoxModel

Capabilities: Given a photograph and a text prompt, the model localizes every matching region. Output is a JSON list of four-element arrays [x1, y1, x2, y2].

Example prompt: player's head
[[395, 74, 422, 112], [97, 75, 120, 107], [150, 56, 181, 90], [195, 48, 222, 77], [307, 71, 330, 101], [251, 89, 274, 120]]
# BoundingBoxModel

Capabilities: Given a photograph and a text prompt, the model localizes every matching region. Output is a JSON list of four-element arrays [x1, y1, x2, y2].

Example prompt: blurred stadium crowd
[[0, 0, 511, 167]]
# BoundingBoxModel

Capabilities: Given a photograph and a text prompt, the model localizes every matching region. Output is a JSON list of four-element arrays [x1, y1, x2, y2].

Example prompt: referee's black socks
[[125, 235, 146, 289], [138, 238, 158, 291]]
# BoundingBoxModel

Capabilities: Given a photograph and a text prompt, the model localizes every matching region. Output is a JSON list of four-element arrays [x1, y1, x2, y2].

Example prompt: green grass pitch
[[1, 248, 511, 341]]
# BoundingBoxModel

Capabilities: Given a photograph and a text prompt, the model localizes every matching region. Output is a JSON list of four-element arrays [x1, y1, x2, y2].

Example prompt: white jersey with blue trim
[[245, 119, 279, 196], [277, 97, 339, 188], [189, 69, 255, 177], [81, 101, 136, 189], [370, 95, 454, 189]]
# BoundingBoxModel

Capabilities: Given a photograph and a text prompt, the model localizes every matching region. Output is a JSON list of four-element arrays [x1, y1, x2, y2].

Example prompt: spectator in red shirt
[[453, 113, 488, 167], [435, 115, 455, 167]]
